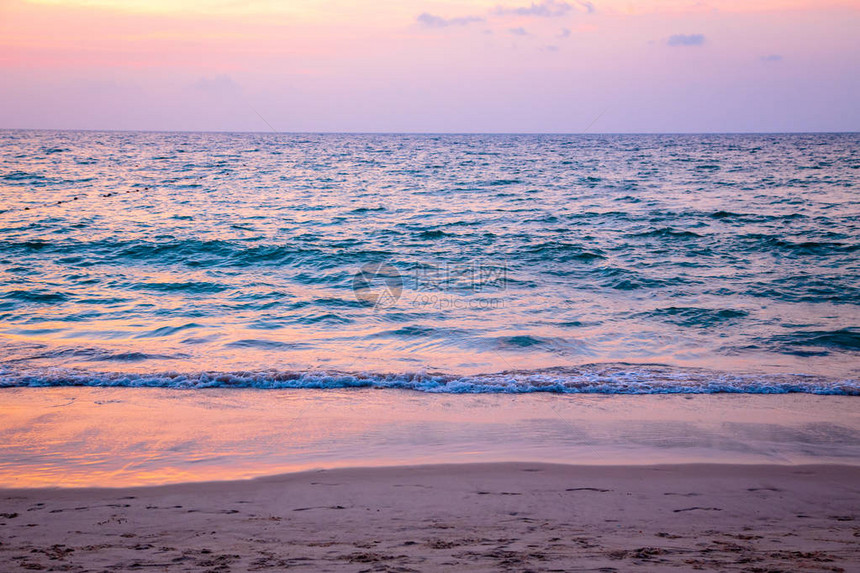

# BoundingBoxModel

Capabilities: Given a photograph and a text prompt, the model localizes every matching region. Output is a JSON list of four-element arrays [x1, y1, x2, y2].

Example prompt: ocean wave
[[641, 307, 749, 329], [2, 132, 859, 378], [2, 289, 70, 303], [738, 234, 859, 256], [632, 227, 703, 239], [2, 347, 189, 363], [766, 328, 860, 354], [524, 242, 606, 262], [1, 365, 857, 395], [0, 237, 396, 269]]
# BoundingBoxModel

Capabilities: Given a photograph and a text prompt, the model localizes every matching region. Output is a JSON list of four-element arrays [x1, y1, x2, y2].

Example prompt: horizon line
[[1, 128, 859, 136]]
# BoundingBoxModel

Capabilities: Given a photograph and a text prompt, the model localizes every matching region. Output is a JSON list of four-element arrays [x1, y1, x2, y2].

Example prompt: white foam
[[1, 364, 857, 395]]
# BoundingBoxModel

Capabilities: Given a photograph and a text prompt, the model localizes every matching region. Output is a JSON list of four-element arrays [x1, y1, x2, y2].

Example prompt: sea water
[[1, 131, 858, 394]]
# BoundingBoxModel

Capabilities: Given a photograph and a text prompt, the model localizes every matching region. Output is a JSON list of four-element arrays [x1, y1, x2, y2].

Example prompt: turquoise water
[[0, 131, 858, 393]]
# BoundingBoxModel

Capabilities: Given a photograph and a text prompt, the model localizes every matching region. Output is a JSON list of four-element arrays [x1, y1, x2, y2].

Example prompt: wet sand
[[1, 462, 858, 572], [1, 388, 859, 488]]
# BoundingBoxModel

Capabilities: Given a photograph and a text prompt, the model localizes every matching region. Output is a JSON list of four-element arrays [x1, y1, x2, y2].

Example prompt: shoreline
[[2, 462, 858, 571], [3, 459, 860, 492], [1, 388, 858, 488]]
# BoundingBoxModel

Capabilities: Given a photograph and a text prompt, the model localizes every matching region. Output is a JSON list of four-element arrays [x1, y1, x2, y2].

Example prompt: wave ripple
[[1, 365, 857, 395]]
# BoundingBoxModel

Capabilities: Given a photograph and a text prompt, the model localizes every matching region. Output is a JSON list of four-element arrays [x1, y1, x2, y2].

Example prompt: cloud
[[192, 75, 239, 94], [416, 12, 484, 28], [417, 1, 592, 35], [761, 54, 783, 63], [667, 34, 705, 47], [576, 1, 595, 14], [508, 27, 529, 35], [494, 0, 572, 18], [559, 27, 571, 38]]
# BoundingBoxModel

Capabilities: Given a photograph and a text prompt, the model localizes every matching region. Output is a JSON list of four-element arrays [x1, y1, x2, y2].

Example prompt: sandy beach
[[1, 389, 858, 571], [2, 388, 859, 488], [1, 462, 858, 572]]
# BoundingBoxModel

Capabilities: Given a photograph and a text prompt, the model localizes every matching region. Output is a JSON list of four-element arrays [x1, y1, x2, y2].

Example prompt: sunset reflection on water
[[1, 388, 857, 488]]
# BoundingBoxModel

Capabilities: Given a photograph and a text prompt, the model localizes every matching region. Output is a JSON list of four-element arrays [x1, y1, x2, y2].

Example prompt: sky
[[0, 0, 858, 133]]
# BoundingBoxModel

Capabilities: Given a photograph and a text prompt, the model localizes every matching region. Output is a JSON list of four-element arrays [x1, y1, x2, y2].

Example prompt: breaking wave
[[1, 364, 857, 395]]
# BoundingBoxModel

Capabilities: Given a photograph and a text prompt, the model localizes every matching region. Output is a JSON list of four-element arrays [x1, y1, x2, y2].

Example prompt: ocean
[[1, 130, 858, 394]]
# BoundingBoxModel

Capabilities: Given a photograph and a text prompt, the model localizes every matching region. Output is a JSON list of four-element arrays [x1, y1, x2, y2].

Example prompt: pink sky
[[0, 0, 858, 132]]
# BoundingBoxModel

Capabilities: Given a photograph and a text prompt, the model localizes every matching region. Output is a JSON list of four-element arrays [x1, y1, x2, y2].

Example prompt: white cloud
[[667, 34, 705, 46], [416, 12, 484, 28], [494, 1, 572, 18]]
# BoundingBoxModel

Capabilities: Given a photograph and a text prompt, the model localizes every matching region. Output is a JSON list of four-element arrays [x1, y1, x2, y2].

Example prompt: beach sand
[[1, 463, 858, 572], [2, 389, 859, 488]]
